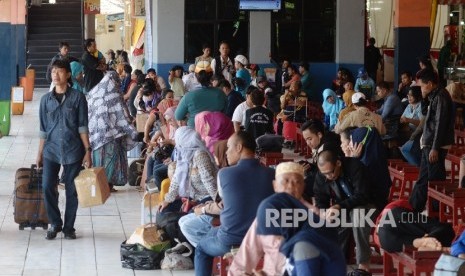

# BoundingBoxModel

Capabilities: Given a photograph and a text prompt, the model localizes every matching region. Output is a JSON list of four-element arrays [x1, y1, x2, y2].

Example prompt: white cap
[[352, 92, 366, 104], [234, 55, 248, 66]]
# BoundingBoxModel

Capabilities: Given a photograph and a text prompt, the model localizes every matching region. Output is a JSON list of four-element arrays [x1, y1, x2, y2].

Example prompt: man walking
[[37, 60, 92, 240]]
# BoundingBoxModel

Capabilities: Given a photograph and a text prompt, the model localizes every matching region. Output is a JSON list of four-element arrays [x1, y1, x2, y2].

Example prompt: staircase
[[27, 0, 83, 88]]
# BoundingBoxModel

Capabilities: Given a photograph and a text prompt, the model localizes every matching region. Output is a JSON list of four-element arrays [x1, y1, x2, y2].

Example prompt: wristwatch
[[86, 147, 92, 152]]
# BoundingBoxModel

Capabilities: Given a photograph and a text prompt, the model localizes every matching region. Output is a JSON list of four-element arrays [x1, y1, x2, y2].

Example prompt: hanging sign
[[84, 0, 100, 15]]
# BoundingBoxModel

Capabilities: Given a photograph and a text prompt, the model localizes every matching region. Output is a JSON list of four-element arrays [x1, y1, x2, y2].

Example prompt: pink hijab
[[195, 111, 234, 154]]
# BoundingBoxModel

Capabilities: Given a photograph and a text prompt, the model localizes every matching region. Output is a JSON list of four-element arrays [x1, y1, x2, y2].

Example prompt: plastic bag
[[161, 239, 194, 270], [120, 241, 164, 270]]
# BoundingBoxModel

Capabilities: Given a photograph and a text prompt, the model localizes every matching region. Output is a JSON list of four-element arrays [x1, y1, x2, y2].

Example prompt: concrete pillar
[[394, 0, 431, 87], [335, 0, 365, 74], [85, 14, 95, 39], [149, 0, 184, 81], [0, 0, 26, 100], [249, 11, 271, 64]]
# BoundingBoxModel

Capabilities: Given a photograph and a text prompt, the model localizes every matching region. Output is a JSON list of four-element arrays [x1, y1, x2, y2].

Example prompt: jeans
[[153, 164, 168, 190], [145, 157, 163, 181], [178, 213, 214, 247], [195, 227, 231, 276], [42, 158, 82, 233], [409, 147, 447, 212], [400, 139, 421, 167]]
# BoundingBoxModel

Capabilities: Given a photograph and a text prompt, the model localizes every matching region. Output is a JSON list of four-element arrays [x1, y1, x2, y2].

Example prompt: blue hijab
[[256, 193, 344, 263], [350, 127, 391, 209], [322, 89, 344, 129]]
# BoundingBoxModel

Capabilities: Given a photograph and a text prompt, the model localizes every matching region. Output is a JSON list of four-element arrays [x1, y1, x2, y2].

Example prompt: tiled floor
[[0, 89, 193, 276]]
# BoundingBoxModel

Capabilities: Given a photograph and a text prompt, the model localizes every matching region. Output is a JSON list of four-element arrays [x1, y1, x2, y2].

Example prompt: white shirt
[[211, 56, 233, 83], [232, 101, 251, 127], [182, 72, 201, 92]]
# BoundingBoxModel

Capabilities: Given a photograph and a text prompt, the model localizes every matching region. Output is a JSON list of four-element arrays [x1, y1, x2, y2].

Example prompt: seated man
[[314, 149, 376, 272], [194, 131, 275, 275], [376, 81, 404, 139], [244, 88, 274, 140], [229, 162, 346, 275], [334, 92, 386, 136]]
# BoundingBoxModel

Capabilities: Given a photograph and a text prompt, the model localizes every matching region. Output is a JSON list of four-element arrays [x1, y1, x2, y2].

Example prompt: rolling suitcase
[[14, 164, 49, 230]]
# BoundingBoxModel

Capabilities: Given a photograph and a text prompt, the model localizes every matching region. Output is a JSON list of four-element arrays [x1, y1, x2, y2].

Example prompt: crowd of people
[[35, 38, 465, 275]]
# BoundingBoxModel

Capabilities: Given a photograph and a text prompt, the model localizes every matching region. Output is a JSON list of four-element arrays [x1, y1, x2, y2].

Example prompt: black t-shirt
[[244, 106, 275, 140], [81, 51, 104, 93]]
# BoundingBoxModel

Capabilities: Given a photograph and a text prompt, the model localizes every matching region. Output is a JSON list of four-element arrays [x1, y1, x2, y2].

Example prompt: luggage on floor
[[13, 164, 48, 230], [128, 158, 145, 186]]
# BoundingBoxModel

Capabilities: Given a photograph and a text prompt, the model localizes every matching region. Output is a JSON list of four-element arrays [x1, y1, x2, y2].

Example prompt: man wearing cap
[[182, 64, 201, 92], [194, 131, 275, 276], [234, 55, 252, 97], [334, 92, 386, 135], [211, 41, 234, 84], [354, 67, 376, 100], [230, 161, 346, 275], [314, 149, 375, 272]]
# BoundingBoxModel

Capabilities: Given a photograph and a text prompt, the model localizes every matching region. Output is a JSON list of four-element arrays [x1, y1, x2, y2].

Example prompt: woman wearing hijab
[[229, 162, 346, 276], [87, 71, 138, 191], [322, 88, 344, 130], [195, 111, 234, 155], [340, 126, 391, 210], [70, 61, 84, 92], [158, 126, 218, 213]]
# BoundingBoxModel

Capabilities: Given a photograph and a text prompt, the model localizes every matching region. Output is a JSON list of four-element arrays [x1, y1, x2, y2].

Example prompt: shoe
[[45, 226, 62, 240], [64, 231, 77, 240], [110, 187, 118, 193]]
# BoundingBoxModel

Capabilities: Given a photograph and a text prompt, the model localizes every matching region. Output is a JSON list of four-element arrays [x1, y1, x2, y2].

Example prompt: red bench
[[446, 146, 465, 183], [383, 246, 442, 276], [428, 181, 465, 226], [388, 159, 419, 201]]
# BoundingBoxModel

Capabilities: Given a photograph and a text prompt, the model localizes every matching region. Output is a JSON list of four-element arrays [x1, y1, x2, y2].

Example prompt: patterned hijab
[[87, 71, 138, 151], [173, 126, 215, 197]]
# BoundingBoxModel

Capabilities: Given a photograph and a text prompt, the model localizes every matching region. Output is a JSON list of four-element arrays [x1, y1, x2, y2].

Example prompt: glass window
[[272, 0, 336, 62], [185, 24, 215, 62], [185, 0, 249, 63]]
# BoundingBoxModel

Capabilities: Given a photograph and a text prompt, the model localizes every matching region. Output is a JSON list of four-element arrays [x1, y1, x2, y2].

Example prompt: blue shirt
[[39, 87, 89, 165], [236, 68, 251, 97], [217, 158, 275, 246], [402, 102, 423, 130], [354, 77, 376, 99], [377, 93, 404, 121]]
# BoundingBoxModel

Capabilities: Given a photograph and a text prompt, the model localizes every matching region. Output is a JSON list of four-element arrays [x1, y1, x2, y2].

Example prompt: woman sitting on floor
[[195, 111, 234, 155], [322, 88, 344, 130]]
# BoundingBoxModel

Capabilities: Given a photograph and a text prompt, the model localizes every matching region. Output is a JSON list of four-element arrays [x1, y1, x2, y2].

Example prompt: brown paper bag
[[136, 113, 149, 132], [127, 224, 170, 251], [74, 167, 110, 208]]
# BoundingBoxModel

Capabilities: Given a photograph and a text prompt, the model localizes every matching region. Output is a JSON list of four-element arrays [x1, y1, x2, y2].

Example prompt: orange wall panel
[[394, 0, 432, 28], [0, 0, 11, 23]]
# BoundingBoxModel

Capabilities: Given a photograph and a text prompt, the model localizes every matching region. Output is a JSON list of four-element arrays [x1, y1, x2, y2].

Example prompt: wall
[[0, 0, 26, 100], [249, 11, 271, 64], [95, 17, 123, 54]]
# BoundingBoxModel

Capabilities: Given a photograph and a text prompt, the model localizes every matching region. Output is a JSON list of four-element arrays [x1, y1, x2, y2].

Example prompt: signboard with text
[[84, 0, 100, 15]]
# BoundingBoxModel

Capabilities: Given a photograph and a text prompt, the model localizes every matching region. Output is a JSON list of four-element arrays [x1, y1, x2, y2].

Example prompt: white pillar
[[249, 11, 271, 64], [335, 0, 365, 64]]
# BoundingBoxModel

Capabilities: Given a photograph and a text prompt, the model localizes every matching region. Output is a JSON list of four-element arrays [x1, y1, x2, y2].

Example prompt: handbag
[[434, 253, 465, 275], [120, 241, 165, 270]]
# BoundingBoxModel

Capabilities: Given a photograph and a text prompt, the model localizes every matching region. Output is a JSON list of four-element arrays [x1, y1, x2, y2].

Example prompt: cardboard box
[[141, 192, 160, 225], [75, 167, 110, 208], [136, 113, 149, 132]]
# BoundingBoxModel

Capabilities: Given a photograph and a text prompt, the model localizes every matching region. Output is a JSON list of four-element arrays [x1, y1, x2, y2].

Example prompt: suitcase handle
[[29, 164, 43, 190]]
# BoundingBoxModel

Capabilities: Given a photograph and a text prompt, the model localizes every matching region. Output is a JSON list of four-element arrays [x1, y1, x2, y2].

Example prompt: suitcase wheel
[[31, 226, 36, 230], [42, 225, 48, 230], [19, 225, 25, 230]]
